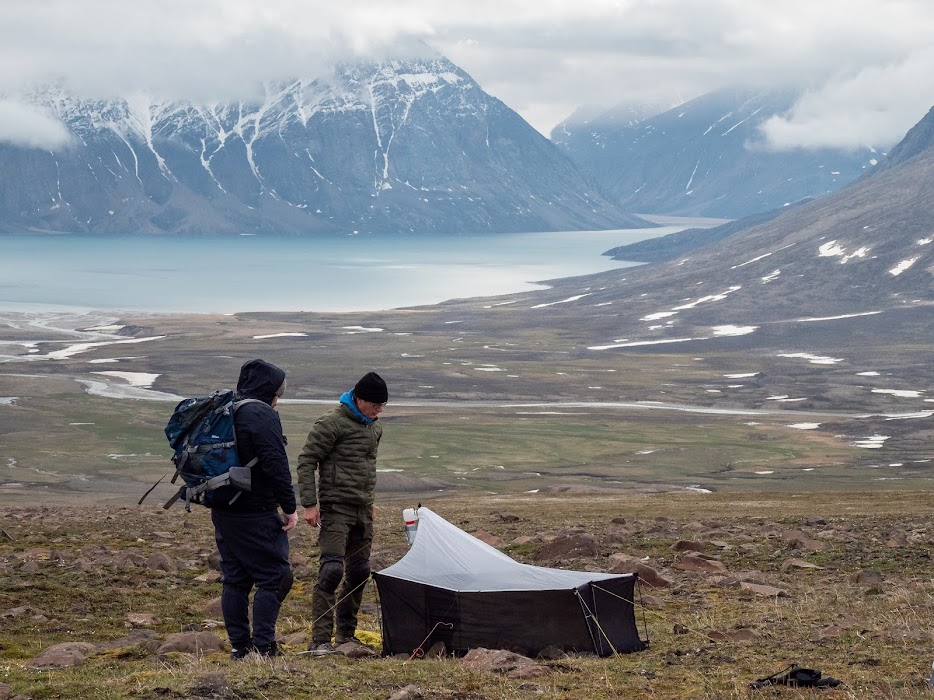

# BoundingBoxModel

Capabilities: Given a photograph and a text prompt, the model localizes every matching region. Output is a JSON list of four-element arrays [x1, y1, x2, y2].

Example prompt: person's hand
[[304, 505, 321, 528], [370, 504, 377, 519], [281, 511, 298, 532]]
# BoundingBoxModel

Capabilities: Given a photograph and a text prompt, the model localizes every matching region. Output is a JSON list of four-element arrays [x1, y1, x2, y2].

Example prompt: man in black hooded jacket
[[211, 358, 297, 659]]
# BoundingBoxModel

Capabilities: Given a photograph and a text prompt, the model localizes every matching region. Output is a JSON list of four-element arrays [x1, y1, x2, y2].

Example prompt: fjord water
[[0, 223, 694, 314]]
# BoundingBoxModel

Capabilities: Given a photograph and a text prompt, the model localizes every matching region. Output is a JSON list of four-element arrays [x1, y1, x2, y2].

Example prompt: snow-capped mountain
[[553, 88, 881, 219], [526, 104, 934, 334], [0, 56, 647, 235]]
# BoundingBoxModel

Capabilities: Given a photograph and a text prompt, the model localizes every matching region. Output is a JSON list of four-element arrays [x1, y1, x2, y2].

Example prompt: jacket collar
[[340, 390, 374, 424]]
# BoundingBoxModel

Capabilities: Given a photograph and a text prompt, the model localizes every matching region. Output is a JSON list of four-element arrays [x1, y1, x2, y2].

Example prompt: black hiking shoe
[[305, 641, 338, 656], [230, 644, 256, 660], [254, 641, 284, 658]]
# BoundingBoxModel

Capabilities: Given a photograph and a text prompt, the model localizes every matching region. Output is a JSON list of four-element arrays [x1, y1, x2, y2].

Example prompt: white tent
[[374, 507, 646, 657]]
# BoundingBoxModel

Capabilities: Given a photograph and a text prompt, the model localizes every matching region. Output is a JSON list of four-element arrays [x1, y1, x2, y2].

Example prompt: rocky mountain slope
[[554, 88, 880, 218], [0, 55, 647, 235], [535, 103, 934, 332]]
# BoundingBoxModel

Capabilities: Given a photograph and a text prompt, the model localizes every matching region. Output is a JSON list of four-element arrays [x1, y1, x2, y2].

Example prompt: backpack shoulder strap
[[230, 398, 266, 468], [232, 398, 266, 411]]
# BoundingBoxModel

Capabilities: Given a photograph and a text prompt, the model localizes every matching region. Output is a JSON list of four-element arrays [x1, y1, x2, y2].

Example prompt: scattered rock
[[710, 576, 742, 589], [673, 624, 689, 635], [533, 534, 600, 561], [205, 597, 224, 617], [781, 558, 823, 572], [0, 681, 9, 700], [610, 517, 627, 525], [116, 552, 147, 569], [674, 554, 727, 574], [641, 595, 666, 609], [780, 529, 825, 551], [852, 570, 884, 585], [470, 530, 503, 548], [126, 612, 160, 627], [282, 631, 308, 648], [1, 606, 31, 618], [156, 631, 226, 655], [195, 571, 221, 583], [536, 645, 567, 660], [708, 628, 759, 642], [739, 582, 788, 597], [337, 640, 378, 658], [97, 629, 162, 653], [885, 531, 908, 547], [145, 552, 177, 573], [26, 642, 97, 669], [21, 547, 51, 561], [670, 540, 709, 553], [461, 648, 551, 679], [493, 512, 521, 522], [511, 535, 539, 545], [607, 559, 671, 588], [207, 550, 222, 570], [388, 685, 423, 700]]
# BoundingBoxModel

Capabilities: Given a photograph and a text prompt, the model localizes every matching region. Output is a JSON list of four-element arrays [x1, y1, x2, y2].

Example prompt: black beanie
[[353, 372, 388, 403]]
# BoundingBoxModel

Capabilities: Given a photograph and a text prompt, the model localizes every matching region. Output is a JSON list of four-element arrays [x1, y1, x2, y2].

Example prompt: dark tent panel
[[374, 507, 647, 658]]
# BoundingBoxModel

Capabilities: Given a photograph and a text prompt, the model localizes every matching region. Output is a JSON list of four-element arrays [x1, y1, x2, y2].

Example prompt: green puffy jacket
[[297, 403, 382, 508]]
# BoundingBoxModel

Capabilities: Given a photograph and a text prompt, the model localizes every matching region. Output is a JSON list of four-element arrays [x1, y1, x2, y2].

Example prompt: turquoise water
[[0, 227, 684, 313]]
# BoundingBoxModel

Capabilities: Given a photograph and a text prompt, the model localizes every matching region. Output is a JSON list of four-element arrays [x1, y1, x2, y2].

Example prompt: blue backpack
[[142, 390, 262, 511]]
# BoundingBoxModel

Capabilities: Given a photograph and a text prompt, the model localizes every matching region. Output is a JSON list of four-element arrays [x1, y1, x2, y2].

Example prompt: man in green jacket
[[298, 372, 388, 653]]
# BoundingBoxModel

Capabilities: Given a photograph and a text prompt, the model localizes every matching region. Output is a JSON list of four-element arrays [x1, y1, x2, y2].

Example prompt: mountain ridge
[[1, 56, 649, 235], [554, 87, 882, 219]]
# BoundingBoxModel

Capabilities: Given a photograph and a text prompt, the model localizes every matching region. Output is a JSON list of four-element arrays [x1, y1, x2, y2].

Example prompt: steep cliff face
[[0, 58, 647, 235]]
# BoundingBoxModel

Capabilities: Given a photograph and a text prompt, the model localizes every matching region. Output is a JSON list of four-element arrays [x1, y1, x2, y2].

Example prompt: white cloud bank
[[759, 49, 934, 150], [0, 100, 72, 149], [0, 0, 932, 147]]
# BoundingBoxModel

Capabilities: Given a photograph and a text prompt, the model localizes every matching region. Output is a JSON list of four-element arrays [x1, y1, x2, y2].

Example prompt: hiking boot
[[254, 641, 284, 658], [305, 641, 338, 656], [230, 644, 256, 660], [335, 633, 361, 646]]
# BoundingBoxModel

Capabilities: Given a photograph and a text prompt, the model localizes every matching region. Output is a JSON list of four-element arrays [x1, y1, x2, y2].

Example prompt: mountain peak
[[874, 105, 934, 172]]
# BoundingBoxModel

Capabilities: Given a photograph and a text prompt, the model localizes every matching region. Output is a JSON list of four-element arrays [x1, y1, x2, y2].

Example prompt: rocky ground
[[3, 492, 934, 699]]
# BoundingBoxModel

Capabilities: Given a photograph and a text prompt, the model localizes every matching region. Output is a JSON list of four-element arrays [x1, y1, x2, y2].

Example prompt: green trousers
[[311, 504, 373, 643]]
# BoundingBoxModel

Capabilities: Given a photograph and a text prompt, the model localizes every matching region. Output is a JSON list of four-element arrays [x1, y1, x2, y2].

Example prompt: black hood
[[236, 359, 286, 404]]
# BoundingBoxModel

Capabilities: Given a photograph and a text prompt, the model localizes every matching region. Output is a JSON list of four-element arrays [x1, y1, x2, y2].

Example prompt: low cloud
[[1, 0, 933, 145], [758, 49, 934, 150], [0, 101, 72, 149]]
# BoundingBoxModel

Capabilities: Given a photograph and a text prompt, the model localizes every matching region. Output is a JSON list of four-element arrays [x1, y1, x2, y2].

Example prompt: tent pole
[[575, 587, 618, 656]]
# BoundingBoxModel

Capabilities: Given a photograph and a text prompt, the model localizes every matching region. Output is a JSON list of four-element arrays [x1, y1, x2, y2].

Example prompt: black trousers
[[211, 509, 291, 649]]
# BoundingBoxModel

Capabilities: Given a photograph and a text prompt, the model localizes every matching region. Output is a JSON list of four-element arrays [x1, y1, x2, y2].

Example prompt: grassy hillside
[[3, 493, 934, 698]]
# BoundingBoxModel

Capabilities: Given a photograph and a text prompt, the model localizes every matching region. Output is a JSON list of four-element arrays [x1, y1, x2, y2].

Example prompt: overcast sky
[[2, 0, 933, 151]]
